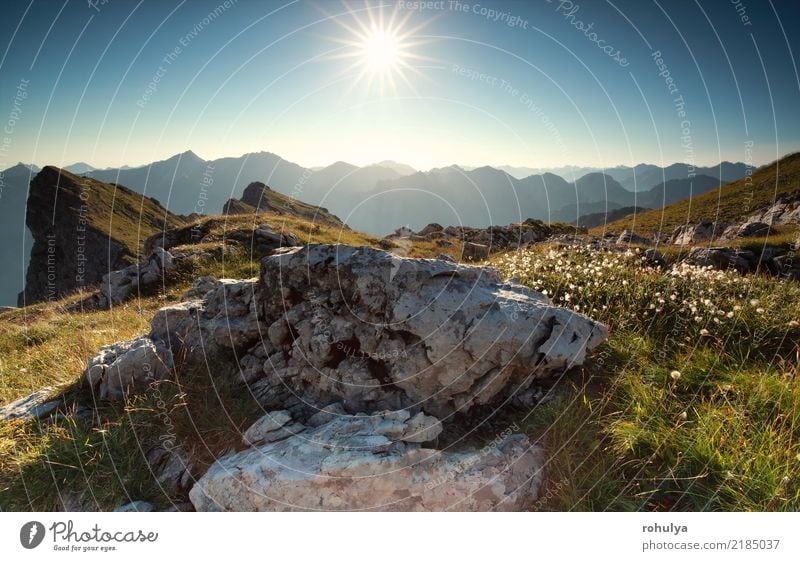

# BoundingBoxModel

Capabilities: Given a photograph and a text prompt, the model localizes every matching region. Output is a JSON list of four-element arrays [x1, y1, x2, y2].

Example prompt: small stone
[[114, 501, 155, 512], [461, 241, 491, 261], [84, 336, 173, 400], [242, 411, 299, 446], [307, 403, 348, 427], [0, 387, 60, 421], [616, 230, 652, 245]]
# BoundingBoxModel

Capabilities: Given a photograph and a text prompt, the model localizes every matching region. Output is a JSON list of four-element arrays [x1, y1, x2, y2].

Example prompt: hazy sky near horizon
[[1, 0, 799, 171]]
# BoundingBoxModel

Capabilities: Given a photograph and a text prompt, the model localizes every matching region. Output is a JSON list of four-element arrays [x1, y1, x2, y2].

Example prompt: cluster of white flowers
[[495, 244, 798, 338]]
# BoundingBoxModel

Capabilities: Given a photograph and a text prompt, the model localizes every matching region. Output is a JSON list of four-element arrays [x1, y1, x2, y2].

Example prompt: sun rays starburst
[[323, 2, 435, 96]]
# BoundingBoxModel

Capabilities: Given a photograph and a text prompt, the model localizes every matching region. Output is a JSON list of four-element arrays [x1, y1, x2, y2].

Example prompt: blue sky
[[1, 0, 798, 170]]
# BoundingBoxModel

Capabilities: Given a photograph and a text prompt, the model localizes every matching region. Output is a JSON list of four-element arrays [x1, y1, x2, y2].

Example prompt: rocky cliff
[[19, 166, 184, 306]]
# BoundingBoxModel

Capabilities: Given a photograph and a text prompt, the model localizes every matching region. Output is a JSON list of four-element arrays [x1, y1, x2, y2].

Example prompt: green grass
[[0, 299, 165, 407], [495, 243, 800, 510], [599, 152, 800, 236], [0, 354, 264, 510], [0, 233, 277, 510]]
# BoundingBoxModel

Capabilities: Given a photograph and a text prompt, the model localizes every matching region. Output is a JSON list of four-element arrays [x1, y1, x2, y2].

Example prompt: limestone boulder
[[0, 387, 60, 421], [151, 279, 261, 354], [252, 244, 607, 417], [670, 221, 727, 245], [746, 191, 800, 225], [84, 336, 173, 400], [181, 275, 224, 301], [190, 410, 543, 512], [99, 248, 176, 307]]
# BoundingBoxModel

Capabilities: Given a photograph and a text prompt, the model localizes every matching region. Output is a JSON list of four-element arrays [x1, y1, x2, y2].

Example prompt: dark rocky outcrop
[[670, 220, 728, 246], [682, 247, 754, 273], [222, 181, 343, 227], [240, 181, 273, 209], [143, 217, 301, 259], [19, 167, 183, 306], [385, 219, 584, 260], [680, 244, 799, 278], [616, 230, 652, 245]]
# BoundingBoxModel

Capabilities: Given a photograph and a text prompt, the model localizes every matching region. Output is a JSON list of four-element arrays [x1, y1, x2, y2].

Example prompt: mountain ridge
[[0, 151, 758, 303], [602, 152, 800, 235]]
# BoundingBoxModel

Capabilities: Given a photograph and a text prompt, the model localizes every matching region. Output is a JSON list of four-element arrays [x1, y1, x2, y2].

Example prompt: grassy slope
[[41, 167, 187, 259], [195, 212, 377, 247], [0, 208, 393, 408], [599, 153, 800, 236], [3, 205, 799, 511]]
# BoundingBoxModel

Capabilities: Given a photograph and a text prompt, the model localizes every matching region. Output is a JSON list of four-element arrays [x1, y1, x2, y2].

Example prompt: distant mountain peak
[[327, 160, 358, 170], [2, 162, 39, 174], [430, 164, 463, 174], [372, 160, 416, 176], [64, 162, 95, 174], [471, 165, 505, 173], [181, 149, 203, 160], [161, 149, 204, 165]]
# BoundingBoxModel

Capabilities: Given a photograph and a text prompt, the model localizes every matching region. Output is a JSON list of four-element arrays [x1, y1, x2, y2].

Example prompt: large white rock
[[190, 410, 543, 512], [252, 244, 607, 417], [73, 243, 610, 510]]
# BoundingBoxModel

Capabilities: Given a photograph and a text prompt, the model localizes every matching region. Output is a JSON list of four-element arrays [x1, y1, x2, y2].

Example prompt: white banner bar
[[2, 512, 799, 560]]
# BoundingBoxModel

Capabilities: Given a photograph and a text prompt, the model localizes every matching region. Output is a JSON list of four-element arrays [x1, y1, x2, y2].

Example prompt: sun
[[362, 28, 401, 73], [323, 3, 433, 95]]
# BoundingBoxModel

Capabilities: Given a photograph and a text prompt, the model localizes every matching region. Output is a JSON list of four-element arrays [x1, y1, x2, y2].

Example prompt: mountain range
[[605, 152, 800, 235], [0, 151, 751, 305], [492, 162, 749, 190]]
